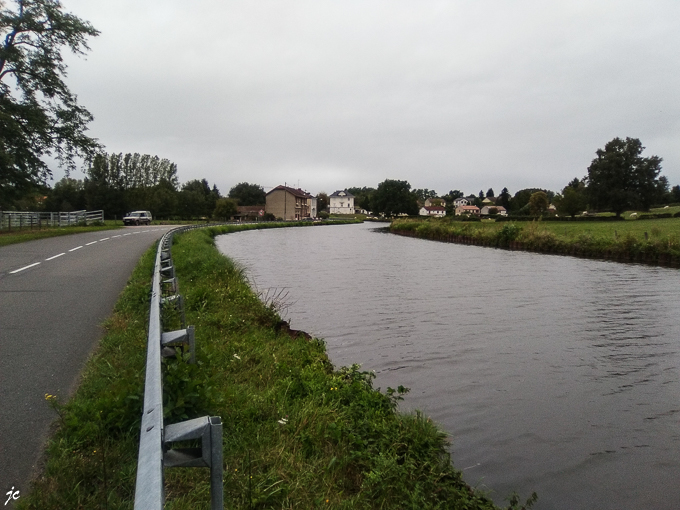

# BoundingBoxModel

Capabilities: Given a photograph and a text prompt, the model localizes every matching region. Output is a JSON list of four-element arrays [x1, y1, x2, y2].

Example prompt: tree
[[528, 191, 549, 216], [413, 188, 437, 202], [43, 176, 85, 211], [486, 188, 495, 198], [498, 187, 511, 209], [228, 182, 265, 206], [371, 179, 418, 216], [587, 137, 664, 217], [1, 0, 100, 208], [346, 186, 375, 210], [213, 197, 237, 221], [317, 192, 329, 212], [554, 181, 586, 218]]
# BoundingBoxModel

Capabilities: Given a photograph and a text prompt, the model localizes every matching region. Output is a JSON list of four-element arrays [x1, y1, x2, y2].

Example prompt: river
[[215, 222, 680, 509]]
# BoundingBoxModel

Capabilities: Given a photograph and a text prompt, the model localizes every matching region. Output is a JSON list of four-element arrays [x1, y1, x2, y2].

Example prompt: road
[[0, 226, 175, 506]]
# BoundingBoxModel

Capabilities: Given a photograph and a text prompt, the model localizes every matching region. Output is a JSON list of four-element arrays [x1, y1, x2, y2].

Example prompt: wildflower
[[277, 417, 288, 425], [233, 354, 241, 360]]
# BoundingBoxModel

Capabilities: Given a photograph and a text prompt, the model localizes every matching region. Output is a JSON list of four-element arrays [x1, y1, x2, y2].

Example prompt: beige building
[[266, 185, 311, 220]]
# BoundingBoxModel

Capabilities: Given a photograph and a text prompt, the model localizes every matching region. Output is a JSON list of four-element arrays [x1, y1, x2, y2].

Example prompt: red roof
[[423, 206, 445, 212]]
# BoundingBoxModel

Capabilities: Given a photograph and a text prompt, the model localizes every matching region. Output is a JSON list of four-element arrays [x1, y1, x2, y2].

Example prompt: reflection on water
[[216, 222, 680, 510]]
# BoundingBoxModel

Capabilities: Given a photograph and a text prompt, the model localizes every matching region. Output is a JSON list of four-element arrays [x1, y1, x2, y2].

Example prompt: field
[[391, 216, 680, 267]]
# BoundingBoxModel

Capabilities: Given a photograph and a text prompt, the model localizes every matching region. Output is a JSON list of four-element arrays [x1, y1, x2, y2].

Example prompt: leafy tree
[[0, 0, 100, 208], [528, 191, 549, 216], [443, 190, 464, 201], [413, 188, 437, 201], [486, 188, 495, 198], [554, 182, 586, 218], [671, 185, 680, 203], [346, 186, 375, 210], [213, 197, 237, 221], [317, 192, 329, 212], [43, 176, 85, 211], [228, 182, 265, 206], [587, 137, 663, 216], [371, 179, 418, 216], [510, 188, 544, 213], [498, 187, 511, 209], [478, 190, 485, 199]]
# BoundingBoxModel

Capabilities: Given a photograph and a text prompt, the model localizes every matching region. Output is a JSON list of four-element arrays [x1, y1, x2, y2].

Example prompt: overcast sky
[[58, 0, 680, 198]]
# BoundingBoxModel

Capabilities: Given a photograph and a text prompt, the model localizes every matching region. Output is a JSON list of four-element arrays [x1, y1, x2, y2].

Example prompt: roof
[[330, 190, 355, 198], [458, 205, 479, 210], [422, 206, 445, 211], [237, 205, 265, 213], [267, 185, 313, 198]]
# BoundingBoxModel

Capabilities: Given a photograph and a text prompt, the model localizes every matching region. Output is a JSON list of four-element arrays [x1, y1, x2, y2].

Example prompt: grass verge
[[18, 222, 534, 509], [0, 224, 121, 247], [391, 217, 680, 267]]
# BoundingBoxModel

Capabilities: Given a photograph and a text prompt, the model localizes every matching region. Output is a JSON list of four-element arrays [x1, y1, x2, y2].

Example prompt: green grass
[[391, 217, 680, 266], [20, 221, 529, 509], [0, 224, 122, 247]]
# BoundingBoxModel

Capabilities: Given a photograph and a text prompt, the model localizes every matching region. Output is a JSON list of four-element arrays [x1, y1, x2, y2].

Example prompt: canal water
[[215, 222, 680, 509]]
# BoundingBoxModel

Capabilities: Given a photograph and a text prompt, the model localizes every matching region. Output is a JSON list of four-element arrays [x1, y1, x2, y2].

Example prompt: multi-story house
[[265, 185, 312, 220], [329, 190, 355, 214]]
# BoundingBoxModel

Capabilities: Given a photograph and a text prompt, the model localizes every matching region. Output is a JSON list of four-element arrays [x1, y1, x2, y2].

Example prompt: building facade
[[329, 190, 355, 214], [265, 185, 312, 220]]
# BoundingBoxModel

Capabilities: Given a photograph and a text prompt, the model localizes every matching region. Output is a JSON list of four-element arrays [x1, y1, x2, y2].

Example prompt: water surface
[[216, 222, 680, 509]]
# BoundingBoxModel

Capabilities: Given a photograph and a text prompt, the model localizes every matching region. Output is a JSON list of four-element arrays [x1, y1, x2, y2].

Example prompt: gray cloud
[[60, 0, 680, 196]]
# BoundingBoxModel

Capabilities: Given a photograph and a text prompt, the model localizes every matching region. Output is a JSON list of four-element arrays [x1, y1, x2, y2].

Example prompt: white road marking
[[112, 235, 122, 238], [123, 233, 131, 236], [45, 253, 65, 261], [132, 231, 140, 234], [86, 241, 97, 245], [100, 237, 110, 241], [10, 262, 41, 274], [69, 246, 83, 252]]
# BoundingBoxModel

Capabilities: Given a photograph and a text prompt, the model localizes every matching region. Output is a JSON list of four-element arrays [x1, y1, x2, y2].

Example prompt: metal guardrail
[[134, 226, 223, 510], [0, 210, 104, 230]]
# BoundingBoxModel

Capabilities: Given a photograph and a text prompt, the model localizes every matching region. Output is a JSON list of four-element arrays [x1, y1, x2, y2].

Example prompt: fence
[[134, 226, 223, 510], [0, 210, 104, 230]]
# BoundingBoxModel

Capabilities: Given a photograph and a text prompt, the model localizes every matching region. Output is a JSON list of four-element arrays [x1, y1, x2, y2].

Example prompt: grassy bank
[[391, 217, 680, 267], [0, 224, 121, 247], [20, 222, 529, 509]]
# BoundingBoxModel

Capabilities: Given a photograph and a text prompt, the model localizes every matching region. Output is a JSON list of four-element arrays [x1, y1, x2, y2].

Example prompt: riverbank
[[391, 217, 680, 267], [18, 222, 532, 509]]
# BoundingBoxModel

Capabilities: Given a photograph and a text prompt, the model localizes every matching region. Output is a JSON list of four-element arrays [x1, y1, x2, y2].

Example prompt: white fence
[[0, 210, 104, 230]]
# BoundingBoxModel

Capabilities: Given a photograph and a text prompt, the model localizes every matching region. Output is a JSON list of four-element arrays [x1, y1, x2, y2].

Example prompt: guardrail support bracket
[[164, 416, 223, 510]]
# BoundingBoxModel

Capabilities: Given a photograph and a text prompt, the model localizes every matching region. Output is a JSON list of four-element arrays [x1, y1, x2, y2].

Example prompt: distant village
[[241, 184, 521, 221]]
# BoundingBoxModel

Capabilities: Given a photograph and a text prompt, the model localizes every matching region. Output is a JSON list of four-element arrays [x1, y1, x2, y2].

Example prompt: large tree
[[587, 137, 663, 216], [228, 181, 265, 206], [1, 0, 100, 208], [371, 179, 418, 217]]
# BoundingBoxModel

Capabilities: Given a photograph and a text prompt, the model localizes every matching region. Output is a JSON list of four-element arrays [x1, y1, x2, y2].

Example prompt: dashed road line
[[45, 253, 65, 261], [9, 262, 41, 274], [69, 246, 83, 252], [112, 235, 122, 238], [86, 241, 98, 246], [99, 237, 110, 241]]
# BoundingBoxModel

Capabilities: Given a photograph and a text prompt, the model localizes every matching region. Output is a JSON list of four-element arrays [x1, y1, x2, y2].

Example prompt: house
[[480, 205, 507, 216], [455, 205, 480, 216], [235, 205, 265, 221], [424, 198, 445, 207], [265, 185, 312, 220], [308, 195, 318, 218], [329, 190, 355, 214], [419, 206, 446, 217], [453, 197, 469, 207]]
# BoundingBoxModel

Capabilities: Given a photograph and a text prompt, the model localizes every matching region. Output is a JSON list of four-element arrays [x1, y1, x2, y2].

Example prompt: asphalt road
[[0, 226, 175, 506]]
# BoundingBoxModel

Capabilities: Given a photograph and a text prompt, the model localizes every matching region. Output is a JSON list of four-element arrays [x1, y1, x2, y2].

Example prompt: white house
[[329, 190, 355, 214], [419, 206, 446, 217], [453, 197, 469, 207]]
